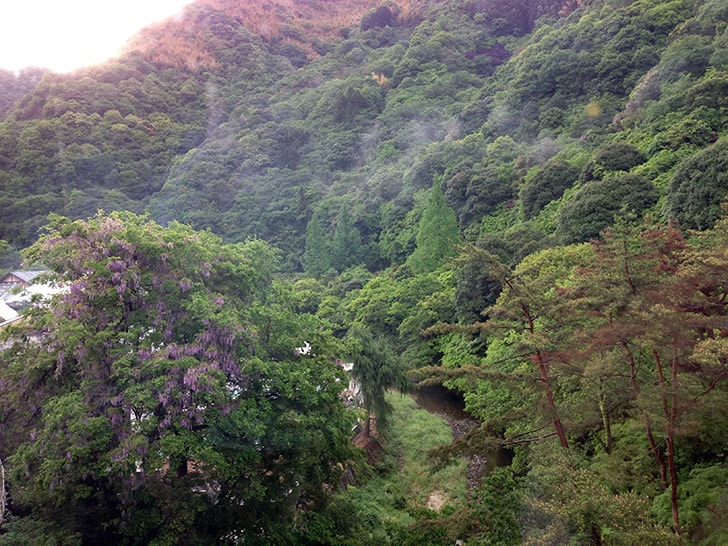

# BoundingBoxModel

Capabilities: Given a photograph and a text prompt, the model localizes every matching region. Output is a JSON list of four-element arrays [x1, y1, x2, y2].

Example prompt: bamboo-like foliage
[[346, 323, 411, 437]]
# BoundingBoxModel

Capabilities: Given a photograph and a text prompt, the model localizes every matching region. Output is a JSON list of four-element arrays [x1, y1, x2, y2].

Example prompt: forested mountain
[[8, 0, 723, 267], [2, 0, 728, 543]]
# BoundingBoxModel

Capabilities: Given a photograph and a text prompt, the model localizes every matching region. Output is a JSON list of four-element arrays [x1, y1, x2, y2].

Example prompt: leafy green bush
[[652, 465, 728, 540], [556, 174, 658, 243], [666, 138, 728, 230], [580, 141, 646, 182], [520, 160, 580, 219]]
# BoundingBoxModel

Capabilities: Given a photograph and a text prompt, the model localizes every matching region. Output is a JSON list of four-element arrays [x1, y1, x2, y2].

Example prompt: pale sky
[[0, 1, 193, 74]]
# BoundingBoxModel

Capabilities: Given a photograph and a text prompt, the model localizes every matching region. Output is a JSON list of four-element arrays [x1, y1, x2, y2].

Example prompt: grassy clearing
[[385, 392, 468, 508], [325, 391, 469, 545]]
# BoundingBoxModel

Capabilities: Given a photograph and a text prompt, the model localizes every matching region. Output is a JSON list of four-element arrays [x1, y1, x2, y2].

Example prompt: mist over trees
[[2, 0, 728, 543]]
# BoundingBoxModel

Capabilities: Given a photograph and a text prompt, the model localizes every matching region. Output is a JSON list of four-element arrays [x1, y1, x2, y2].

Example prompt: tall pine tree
[[407, 177, 460, 274], [303, 209, 331, 276], [331, 205, 363, 272]]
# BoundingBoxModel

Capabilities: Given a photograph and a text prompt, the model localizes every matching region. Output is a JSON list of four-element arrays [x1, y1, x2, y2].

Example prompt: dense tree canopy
[[2, 0, 728, 542], [519, 159, 580, 219], [0, 0, 724, 274], [556, 174, 659, 244], [666, 138, 728, 230], [0, 212, 355, 544]]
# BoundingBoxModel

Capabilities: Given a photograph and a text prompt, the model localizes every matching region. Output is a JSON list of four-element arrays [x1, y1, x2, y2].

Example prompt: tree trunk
[[534, 347, 569, 449], [621, 339, 668, 489], [599, 397, 612, 454], [644, 411, 668, 490], [363, 414, 371, 438], [654, 349, 681, 535], [668, 353, 681, 536], [522, 302, 569, 450]]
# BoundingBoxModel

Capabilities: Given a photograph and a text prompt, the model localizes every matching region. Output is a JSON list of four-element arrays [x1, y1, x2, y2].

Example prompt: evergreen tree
[[331, 205, 363, 272], [303, 209, 331, 276], [408, 177, 460, 274]]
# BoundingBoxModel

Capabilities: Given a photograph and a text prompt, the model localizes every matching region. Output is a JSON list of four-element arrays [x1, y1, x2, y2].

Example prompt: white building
[[0, 271, 66, 328]]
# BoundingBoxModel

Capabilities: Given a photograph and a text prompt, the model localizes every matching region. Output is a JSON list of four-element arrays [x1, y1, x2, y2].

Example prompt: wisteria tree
[[0, 212, 355, 544]]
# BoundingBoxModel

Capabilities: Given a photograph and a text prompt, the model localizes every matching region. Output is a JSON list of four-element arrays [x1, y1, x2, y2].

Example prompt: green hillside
[[1, 0, 723, 267], [2, 0, 728, 543]]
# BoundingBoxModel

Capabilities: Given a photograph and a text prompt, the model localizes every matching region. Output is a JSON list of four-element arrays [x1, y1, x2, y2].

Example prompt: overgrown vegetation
[[319, 394, 470, 546], [2, 0, 728, 542]]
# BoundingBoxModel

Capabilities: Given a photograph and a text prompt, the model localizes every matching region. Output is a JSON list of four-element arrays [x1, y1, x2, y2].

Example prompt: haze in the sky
[[0, 1, 193, 73]]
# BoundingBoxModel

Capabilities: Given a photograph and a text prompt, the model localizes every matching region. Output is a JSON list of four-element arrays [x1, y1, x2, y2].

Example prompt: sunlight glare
[[0, 1, 192, 73]]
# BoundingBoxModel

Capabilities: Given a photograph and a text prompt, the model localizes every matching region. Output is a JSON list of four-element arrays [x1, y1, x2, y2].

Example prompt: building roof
[[0, 300, 19, 326], [0, 270, 48, 284], [0, 271, 65, 314]]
